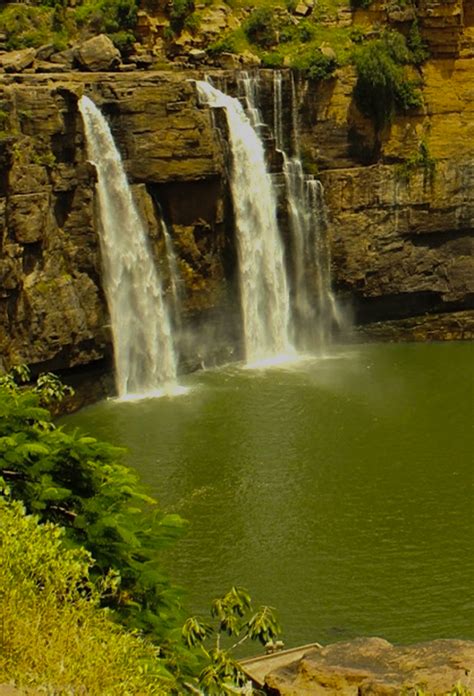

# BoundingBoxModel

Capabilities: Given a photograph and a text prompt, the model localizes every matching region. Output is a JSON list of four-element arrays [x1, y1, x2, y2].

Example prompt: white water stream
[[79, 95, 179, 398], [273, 71, 344, 350], [196, 80, 293, 365]]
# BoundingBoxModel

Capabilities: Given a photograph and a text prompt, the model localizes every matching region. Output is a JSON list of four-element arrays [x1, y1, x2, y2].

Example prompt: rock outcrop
[[0, 72, 236, 374], [261, 637, 474, 695], [75, 35, 121, 72], [0, 0, 472, 377]]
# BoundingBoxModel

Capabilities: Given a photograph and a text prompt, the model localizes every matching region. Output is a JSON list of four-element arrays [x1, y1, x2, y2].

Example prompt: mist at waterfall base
[[64, 342, 474, 649], [79, 95, 183, 400]]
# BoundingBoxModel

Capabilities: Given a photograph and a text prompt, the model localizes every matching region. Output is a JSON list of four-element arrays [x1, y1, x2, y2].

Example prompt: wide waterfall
[[196, 80, 293, 365], [273, 71, 344, 351], [79, 95, 179, 398]]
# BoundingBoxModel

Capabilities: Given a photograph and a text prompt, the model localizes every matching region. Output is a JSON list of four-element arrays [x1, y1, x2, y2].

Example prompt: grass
[[0, 497, 172, 695]]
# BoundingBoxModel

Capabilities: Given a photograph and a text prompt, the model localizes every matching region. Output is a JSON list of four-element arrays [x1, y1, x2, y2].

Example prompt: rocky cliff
[[0, 1, 473, 379]]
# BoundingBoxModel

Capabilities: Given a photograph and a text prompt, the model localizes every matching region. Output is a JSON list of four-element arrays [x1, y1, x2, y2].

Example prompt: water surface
[[64, 343, 474, 648]]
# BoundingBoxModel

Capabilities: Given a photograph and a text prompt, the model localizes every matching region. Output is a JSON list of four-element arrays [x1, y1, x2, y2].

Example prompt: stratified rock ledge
[[261, 637, 474, 695]]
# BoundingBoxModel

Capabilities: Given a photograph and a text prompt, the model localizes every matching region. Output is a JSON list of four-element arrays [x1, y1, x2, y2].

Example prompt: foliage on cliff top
[[0, 497, 172, 694], [0, 0, 139, 53]]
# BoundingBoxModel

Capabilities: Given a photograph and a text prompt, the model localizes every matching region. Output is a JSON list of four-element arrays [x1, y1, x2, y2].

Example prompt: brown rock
[[8, 192, 51, 244], [49, 49, 75, 68], [75, 35, 121, 72], [264, 638, 474, 695], [0, 49, 36, 73]]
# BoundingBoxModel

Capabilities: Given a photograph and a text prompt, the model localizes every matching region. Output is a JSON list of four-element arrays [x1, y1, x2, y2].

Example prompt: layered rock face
[[0, 8, 473, 376], [0, 72, 237, 374], [293, 51, 473, 339]]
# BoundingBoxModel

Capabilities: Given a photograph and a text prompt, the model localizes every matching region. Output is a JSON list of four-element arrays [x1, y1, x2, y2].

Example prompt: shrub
[[0, 368, 187, 647], [261, 50, 284, 68], [407, 19, 429, 65], [75, 0, 138, 35], [0, 497, 172, 694], [395, 139, 436, 186], [291, 48, 337, 81], [243, 7, 277, 48], [353, 31, 423, 129], [0, 5, 55, 50], [169, 0, 194, 33]]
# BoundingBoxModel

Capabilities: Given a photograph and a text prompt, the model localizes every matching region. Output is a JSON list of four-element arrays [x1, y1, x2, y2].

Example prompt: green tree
[[182, 586, 281, 694], [0, 367, 186, 649], [353, 31, 423, 130]]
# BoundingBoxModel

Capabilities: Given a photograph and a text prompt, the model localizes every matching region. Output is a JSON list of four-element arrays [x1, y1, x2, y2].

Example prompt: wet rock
[[75, 34, 121, 72]]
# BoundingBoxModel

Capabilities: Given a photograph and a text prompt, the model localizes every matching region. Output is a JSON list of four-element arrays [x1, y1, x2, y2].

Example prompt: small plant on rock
[[182, 586, 281, 695]]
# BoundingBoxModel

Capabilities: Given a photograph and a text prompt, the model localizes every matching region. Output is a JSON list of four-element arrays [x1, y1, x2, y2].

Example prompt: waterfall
[[196, 80, 293, 365], [274, 71, 343, 351], [161, 218, 182, 331], [79, 95, 179, 398]]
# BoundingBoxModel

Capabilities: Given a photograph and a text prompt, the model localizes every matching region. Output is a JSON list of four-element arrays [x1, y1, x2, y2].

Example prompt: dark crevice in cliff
[[353, 291, 473, 325], [54, 190, 76, 229], [407, 229, 473, 252], [22, 242, 43, 274]]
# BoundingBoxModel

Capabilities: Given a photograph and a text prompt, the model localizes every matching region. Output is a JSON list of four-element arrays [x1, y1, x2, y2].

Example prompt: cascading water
[[79, 95, 179, 398], [273, 71, 343, 351], [196, 80, 293, 365], [161, 219, 182, 331]]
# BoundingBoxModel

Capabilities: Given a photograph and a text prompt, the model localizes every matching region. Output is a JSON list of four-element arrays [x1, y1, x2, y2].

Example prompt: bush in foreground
[[0, 497, 172, 694]]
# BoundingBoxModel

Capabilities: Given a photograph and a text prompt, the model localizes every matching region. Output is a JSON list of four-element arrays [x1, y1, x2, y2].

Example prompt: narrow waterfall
[[161, 219, 182, 331], [273, 71, 343, 351], [79, 95, 178, 398], [196, 80, 293, 364]]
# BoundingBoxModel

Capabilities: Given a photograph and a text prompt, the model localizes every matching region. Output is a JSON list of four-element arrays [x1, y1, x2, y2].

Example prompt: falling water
[[196, 80, 293, 364], [273, 71, 343, 351], [161, 219, 182, 330], [79, 95, 178, 398]]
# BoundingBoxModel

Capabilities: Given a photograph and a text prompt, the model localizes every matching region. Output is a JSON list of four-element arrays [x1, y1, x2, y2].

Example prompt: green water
[[64, 343, 474, 647]]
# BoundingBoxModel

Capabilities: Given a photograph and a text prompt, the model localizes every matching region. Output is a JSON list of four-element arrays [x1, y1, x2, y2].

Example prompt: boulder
[[0, 48, 36, 73], [263, 638, 474, 695], [75, 34, 121, 72], [49, 48, 75, 68], [188, 48, 207, 63], [215, 52, 241, 69], [294, 2, 312, 17]]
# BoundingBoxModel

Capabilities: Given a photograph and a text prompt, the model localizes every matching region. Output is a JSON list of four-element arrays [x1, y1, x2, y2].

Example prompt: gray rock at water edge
[[75, 34, 121, 72], [0, 48, 36, 73]]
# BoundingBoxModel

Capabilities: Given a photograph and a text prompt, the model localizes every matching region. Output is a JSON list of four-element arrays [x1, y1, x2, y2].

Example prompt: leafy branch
[[182, 586, 280, 694]]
